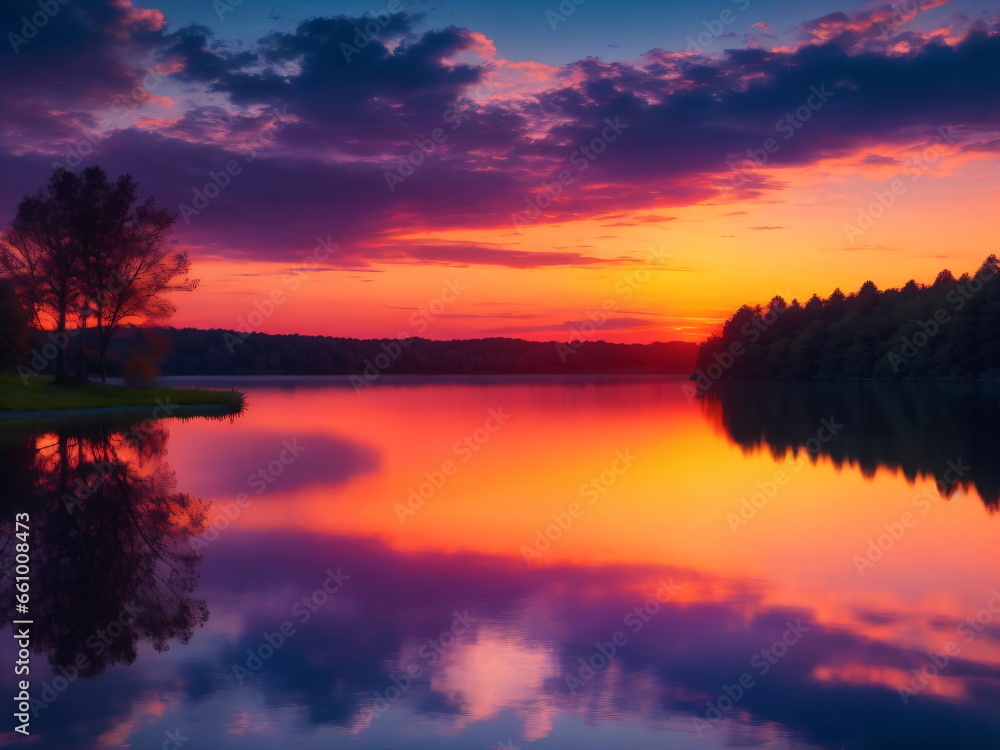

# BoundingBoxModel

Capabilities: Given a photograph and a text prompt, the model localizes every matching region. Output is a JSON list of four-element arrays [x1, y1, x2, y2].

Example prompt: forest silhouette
[[95, 331, 699, 377], [694, 255, 1000, 381]]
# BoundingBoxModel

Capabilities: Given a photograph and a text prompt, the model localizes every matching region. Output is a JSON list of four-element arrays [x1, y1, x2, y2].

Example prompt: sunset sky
[[2, 0, 999, 342]]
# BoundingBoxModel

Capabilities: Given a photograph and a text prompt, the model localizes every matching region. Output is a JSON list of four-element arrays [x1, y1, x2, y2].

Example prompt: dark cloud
[[0, 0, 166, 150], [158, 23, 257, 84], [859, 153, 903, 165], [485, 316, 662, 335], [634, 214, 677, 222], [962, 138, 1000, 153], [3, 1, 1000, 270], [162, 14, 484, 155], [527, 30, 1000, 192], [602, 213, 678, 226], [364, 243, 612, 268]]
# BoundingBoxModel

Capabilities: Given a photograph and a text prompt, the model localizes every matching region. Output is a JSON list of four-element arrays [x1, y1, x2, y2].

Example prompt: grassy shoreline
[[0, 374, 245, 415]]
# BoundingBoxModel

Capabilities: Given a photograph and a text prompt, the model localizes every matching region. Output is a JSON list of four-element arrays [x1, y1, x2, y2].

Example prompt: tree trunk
[[98, 323, 107, 383], [77, 319, 87, 383], [54, 307, 67, 384]]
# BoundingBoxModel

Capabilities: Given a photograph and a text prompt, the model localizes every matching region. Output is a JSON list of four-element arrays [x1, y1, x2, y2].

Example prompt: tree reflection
[[702, 380, 1000, 509], [0, 416, 209, 676]]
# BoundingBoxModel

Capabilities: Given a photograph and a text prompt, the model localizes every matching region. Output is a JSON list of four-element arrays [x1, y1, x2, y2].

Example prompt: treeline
[[694, 255, 1000, 381], [0, 166, 193, 383], [97, 328, 699, 377]]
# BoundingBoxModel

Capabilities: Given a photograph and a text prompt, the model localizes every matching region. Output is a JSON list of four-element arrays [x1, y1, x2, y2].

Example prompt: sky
[[1, 0, 999, 342]]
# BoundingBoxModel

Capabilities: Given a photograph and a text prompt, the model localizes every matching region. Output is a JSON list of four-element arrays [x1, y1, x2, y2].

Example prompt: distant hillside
[[693, 255, 1000, 383], [102, 328, 698, 378]]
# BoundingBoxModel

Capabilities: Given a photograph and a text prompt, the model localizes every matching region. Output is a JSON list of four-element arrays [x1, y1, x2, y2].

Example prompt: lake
[[3, 376, 1000, 749]]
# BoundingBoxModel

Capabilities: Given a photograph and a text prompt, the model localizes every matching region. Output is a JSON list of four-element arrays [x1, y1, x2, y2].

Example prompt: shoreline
[[0, 403, 240, 421], [153, 371, 694, 389], [0, 374, 245, 419]]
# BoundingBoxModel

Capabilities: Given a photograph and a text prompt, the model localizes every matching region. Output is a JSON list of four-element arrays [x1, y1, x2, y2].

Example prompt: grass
[[0, 374, 246, 414]]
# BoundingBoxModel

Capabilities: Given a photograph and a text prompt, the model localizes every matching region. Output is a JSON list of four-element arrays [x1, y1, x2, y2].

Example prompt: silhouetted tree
[[0, 170, 83, 381], [1, 167, 196, 383], [75, 169, 195, 381], [0, 278, 30, 371]]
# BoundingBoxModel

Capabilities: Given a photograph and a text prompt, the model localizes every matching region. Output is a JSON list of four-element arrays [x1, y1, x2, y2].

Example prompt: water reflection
[[702, 380, 1000, 509], [0, 417, 209, 677], [137, 532, 1000, 748], [2, 379, 1000, 750]]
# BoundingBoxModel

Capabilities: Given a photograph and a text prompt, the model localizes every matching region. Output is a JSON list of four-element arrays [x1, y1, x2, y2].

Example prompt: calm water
[[2, 376, 1000, 749]]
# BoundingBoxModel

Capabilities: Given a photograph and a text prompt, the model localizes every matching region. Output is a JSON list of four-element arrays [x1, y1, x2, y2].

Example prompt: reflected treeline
[[0, 416, 209, 676], [702, 380, 1000, 509]]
